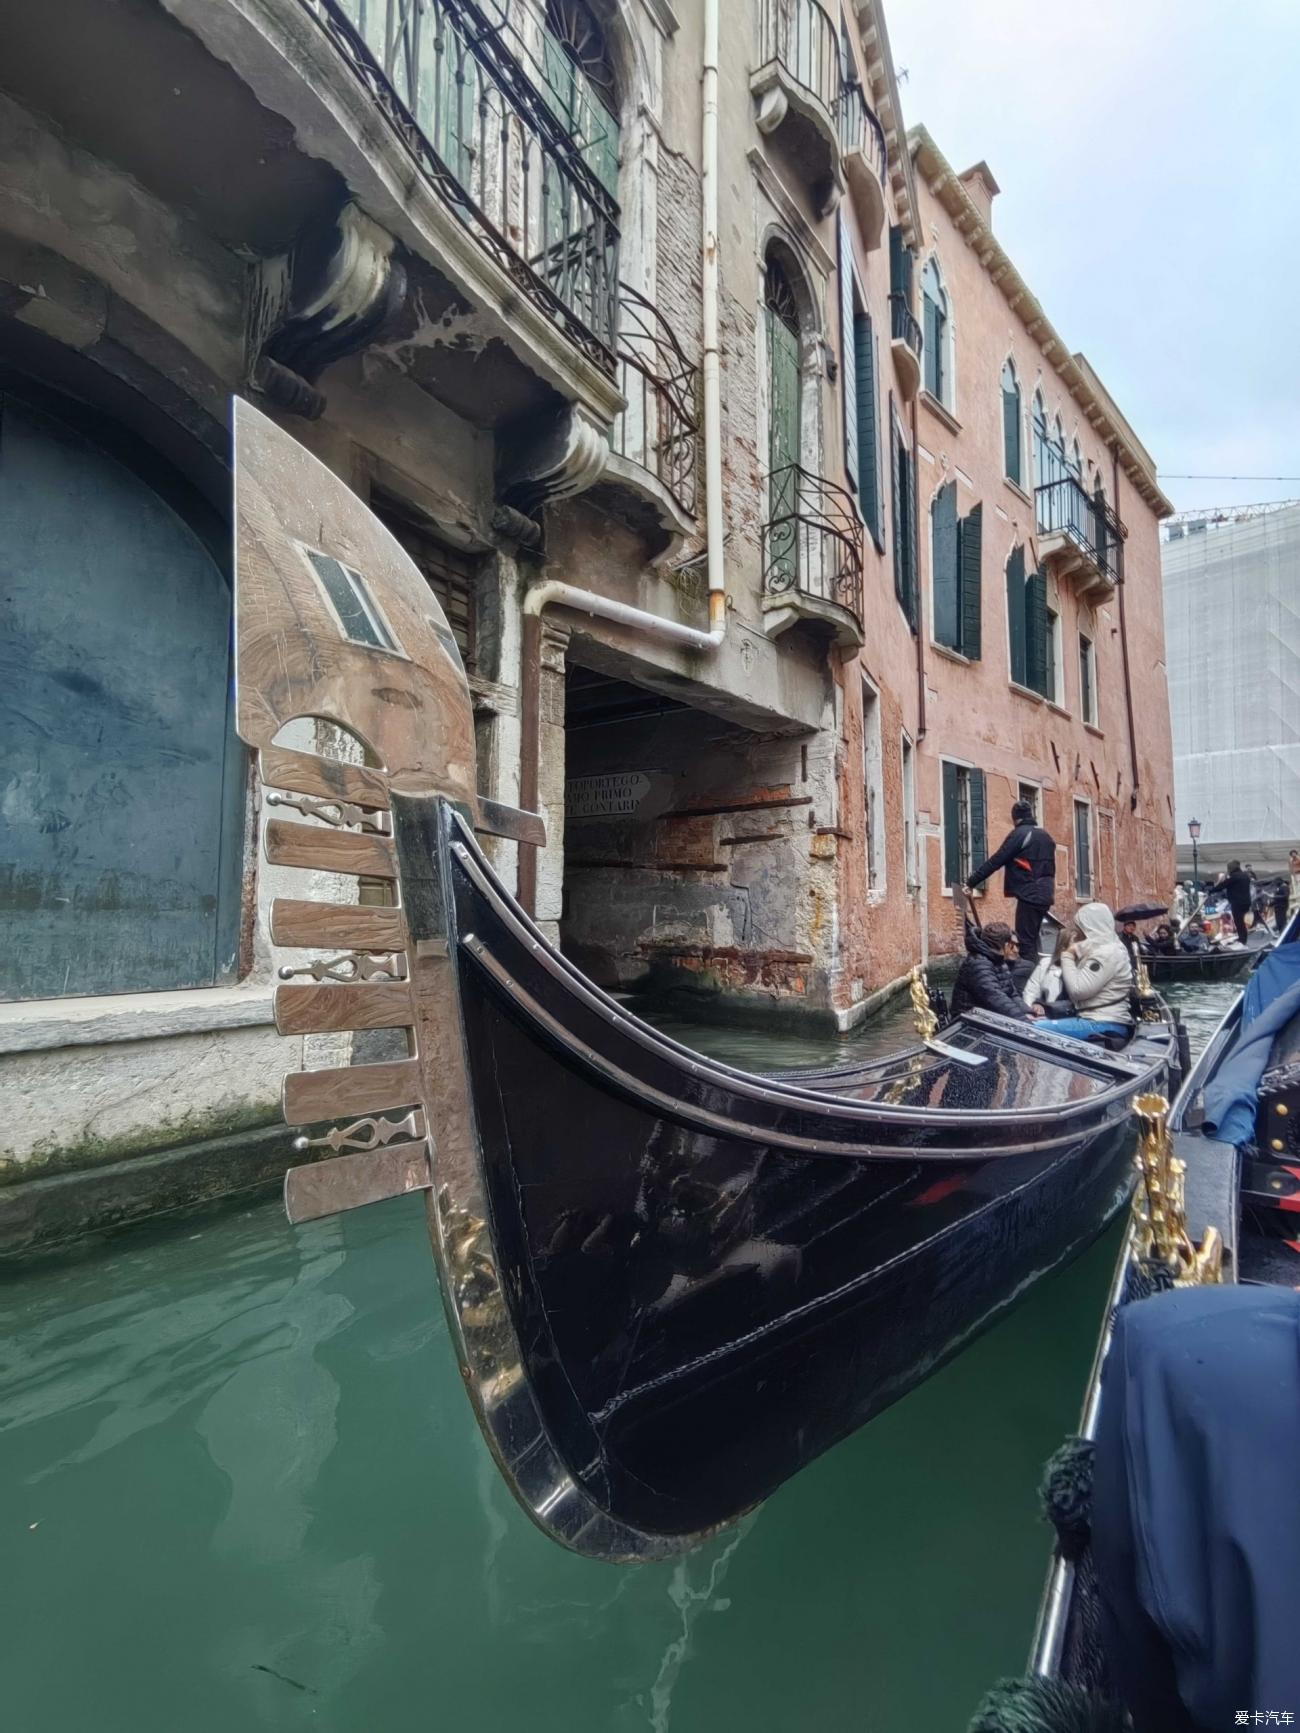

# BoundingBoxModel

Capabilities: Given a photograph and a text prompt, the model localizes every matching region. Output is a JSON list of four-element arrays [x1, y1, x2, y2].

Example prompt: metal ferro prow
[[1131, 1092, 1223, 1286], [229, 396, 544, 1231]]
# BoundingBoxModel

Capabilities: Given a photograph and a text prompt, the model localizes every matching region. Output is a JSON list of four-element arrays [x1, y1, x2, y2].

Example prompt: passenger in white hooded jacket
[[1047, 902, 1133, 1043]]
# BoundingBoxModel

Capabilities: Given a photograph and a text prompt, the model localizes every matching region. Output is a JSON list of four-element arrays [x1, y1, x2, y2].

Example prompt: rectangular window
[[902, 732, 918, 888], [931, 482, 982, 658], [1079, 634, 1097, 724], [862, 677, 885, 892], [942, 760, 987, 888], [1074, 799, 1093, 896], [1045, 607, 1061, 705], [890, 404, 917, 629], [837, 219, 881, 545], [1005, 545, 1052, 697], [304, 548, 401, 654], [373, 496, 478, 672], [1017, 781, 1040, 821]]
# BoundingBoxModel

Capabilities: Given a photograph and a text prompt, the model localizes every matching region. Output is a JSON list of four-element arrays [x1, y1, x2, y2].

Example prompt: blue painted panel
[[0, 395, 244, 999]]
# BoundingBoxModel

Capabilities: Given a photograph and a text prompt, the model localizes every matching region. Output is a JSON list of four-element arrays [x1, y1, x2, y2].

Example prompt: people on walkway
[[950, 921, 1031, 1021], [1041, 902, 1134, 1043], [965, 800, 1056, 961], [1213, 860, 1253, 946], [1272, 875, 1289, 935]]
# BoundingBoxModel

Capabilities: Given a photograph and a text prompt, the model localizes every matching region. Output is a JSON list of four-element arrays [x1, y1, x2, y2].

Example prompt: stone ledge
[[0, 1122, 291, 1259], [0, 985, 277, 1055]]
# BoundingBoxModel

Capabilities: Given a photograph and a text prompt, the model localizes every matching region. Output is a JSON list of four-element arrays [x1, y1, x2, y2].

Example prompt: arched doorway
[[0, 384, 244, 1000]]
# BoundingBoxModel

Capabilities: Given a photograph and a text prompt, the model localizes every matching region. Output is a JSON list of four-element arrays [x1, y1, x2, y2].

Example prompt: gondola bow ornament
[[232, 399, 1179, 1562]]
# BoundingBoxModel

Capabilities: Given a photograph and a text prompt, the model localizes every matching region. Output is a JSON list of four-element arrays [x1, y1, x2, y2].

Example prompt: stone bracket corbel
[[246, 202, 407, 419], [497, 404, 610, 522]]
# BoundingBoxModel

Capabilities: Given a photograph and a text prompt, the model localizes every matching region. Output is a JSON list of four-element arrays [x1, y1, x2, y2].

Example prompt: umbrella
[[1115, 902, 1169, 924]]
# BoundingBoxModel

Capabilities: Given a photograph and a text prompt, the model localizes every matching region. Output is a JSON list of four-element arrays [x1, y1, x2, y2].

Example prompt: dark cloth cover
[[967, 823, 1056, 906], [1092, 1286, 1300, 1730], [1201, 937, 1300, 1145]]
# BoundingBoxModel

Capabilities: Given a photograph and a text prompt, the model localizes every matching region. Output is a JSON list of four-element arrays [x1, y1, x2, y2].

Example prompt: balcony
[[751, 0, 846, 216], [1035, 476, 1124, 600], [761, 464, 865, 648], [838, 83, 887, 250], [889, 293, 922, 402], [589, 284, 699, 552], [301, 0, 621, 377]]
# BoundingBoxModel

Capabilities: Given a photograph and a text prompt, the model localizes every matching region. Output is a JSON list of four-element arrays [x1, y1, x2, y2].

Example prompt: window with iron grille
[[371, 495, 478, 673], [1074, 799, 1093, 896], [942, 760, 986, 888]]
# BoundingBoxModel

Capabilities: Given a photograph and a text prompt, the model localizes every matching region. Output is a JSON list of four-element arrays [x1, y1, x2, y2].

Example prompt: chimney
[[957, 161, 1000, 228]]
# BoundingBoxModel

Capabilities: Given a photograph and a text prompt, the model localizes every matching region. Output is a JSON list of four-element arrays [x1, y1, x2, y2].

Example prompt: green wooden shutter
[[1006, 544, 1027, 686], [891, 409, 904, 611], [942, 761, 961, 887], [838, 220, 858, 495], [855, 312, 879, 538], [890, 224, 905, 295], [970, 770, 987, 875], [1025, 570, 1048, 695], [960, 504, 983, 660], [903, 445, 918, 628], [932, 481, 959, 648], [1003, 380, 1021, 483], [1044, 607, 1057, 702]]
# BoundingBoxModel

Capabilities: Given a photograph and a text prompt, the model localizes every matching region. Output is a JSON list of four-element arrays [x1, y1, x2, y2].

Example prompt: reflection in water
[[0, 979, 1239, 1733]]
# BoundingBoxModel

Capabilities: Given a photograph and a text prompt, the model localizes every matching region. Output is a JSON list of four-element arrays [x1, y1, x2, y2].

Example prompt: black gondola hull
[[397, 799, 1177, 1551]]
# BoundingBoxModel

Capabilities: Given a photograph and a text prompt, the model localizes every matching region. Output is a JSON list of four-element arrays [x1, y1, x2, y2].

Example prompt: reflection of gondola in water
[[232, 399, 1181, 1561]]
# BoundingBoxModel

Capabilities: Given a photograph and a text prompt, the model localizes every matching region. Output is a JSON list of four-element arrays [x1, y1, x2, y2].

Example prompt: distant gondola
[[1142, 945, 1255, 984], [231, 400, 1180, 1562]]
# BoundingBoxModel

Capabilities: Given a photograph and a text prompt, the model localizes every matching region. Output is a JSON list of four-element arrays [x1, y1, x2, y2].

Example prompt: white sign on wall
[[566, 771, 651, 821]]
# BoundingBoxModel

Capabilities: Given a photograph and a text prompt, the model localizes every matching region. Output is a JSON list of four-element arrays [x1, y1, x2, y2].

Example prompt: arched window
[[541, 0, 620, 195], [1071, 438, 1083, 480], [1001, 360, 1022, 485], [765, 253, 805, 583], [1032, 391, 1050, 488], [921, 257, 948, 403]]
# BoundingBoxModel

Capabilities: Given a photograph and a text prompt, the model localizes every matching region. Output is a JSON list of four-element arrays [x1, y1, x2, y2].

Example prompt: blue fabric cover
[[1092, 1286, 1300, 1729], [1200, 941, 1300, 1145]]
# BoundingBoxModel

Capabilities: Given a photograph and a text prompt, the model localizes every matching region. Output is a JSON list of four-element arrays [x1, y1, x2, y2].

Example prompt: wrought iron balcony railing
[[755, 0, 842, 121], [1035, 475, 1124, 586], [301, 0, 620, 373], [762, 463, 864, 624], [889, 292, 922, 358], [610, 284, 699, 519], [838, 80, 886, 186]]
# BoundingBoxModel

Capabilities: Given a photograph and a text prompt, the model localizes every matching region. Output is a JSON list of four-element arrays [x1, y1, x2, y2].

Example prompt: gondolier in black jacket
[[965, 800, 1056, 960]]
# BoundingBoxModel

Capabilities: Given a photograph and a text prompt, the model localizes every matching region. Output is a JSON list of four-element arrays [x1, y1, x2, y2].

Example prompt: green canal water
[[0, 982, 1235, 1733]]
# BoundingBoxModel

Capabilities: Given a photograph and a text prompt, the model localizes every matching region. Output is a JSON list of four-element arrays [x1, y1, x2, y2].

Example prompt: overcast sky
[[888, 0, 1300, 518]]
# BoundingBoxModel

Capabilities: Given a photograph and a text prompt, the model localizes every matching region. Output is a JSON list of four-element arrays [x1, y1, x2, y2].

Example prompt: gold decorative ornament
[[910, 965, 938, 1043], [1132, 1093, 1223, 1286]]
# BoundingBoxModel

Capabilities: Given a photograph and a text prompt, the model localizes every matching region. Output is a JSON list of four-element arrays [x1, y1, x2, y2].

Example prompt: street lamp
[[1188, 817, 1202, 904]]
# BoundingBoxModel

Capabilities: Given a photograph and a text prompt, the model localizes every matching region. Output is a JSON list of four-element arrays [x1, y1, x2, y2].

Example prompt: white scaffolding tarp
[[1163, 502, 1300, 853]]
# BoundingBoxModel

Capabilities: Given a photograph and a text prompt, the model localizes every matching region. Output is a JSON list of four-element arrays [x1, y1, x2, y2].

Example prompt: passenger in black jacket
[[966, 800, 1056, 960], [950, 921, 1031, 1022]]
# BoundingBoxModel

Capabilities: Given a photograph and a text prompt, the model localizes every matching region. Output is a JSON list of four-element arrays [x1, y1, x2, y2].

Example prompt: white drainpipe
[[523, 0, 726, 651]]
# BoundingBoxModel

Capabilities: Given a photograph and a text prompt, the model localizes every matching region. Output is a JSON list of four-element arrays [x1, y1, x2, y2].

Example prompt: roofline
[[851, 0, 921, 251], [908, 123, 1174, 520]]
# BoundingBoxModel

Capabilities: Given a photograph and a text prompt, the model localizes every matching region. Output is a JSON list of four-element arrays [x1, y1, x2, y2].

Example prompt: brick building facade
[[0, 0, 1173, 1240]]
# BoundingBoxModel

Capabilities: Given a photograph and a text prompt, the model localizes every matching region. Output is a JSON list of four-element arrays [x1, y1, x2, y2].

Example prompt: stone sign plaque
[[567, 771, 651, 821]]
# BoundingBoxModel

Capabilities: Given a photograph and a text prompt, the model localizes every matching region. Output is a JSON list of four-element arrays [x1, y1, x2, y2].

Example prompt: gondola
[[1142, 945, 1255, 984], [990, 913, 1300, 1725], [231, 399, 1180, 1562]]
